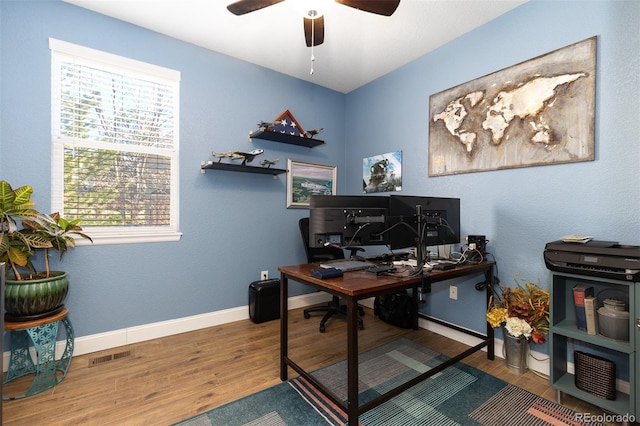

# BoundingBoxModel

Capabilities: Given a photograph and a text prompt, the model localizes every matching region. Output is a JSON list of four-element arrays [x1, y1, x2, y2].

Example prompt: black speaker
[[467, 235, 487, 254], [248, 279, 280, 324]]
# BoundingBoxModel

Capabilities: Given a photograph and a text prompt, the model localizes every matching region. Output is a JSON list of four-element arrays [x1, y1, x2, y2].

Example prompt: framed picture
[[363, 150, 402, 193], [429, 36, 596, 176], [287, 159, 336, 208]]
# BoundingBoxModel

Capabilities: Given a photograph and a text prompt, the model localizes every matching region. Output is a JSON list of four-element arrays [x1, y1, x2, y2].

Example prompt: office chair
[[299, 217, 364, 332]]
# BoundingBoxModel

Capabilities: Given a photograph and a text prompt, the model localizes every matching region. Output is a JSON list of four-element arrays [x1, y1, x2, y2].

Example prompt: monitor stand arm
[[415, 204, 430, 302], [345, 246, 365, 260], [415, 204, 424, 268]]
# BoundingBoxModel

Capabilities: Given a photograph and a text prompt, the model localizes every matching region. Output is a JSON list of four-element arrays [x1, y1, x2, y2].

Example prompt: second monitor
[[387, 195, 461, 250]]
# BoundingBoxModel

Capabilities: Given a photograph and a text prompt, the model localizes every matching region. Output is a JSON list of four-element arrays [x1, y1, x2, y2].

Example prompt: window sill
[[75, 230, 183, 246]]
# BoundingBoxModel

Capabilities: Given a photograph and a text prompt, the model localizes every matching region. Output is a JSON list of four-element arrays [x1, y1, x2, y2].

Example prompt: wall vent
[[89, 350, 133, 367]]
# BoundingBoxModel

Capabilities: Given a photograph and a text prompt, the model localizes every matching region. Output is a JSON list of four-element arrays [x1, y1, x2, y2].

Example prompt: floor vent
[[89, 350, 133, 367]]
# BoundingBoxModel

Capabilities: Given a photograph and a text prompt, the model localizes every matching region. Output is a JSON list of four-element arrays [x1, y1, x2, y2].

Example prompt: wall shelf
[[201, 161, 286, 176], [202, 115, 322, 176], [249, 129, 324, 148]]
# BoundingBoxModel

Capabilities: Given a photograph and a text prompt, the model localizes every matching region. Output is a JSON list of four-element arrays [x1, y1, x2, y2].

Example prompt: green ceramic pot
[[5, 271, 69, 320]]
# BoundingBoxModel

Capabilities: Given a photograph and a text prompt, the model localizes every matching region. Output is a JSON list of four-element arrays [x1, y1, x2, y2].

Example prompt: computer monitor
[[309, 195, 389, 248], [388, 195, 460, 250]]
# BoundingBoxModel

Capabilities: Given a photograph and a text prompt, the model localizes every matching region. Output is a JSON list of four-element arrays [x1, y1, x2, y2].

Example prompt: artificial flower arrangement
[[486, 278, 550, 344]]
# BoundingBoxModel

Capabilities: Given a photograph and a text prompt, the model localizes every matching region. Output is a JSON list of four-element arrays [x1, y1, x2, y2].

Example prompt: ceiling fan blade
[[227, 0, 284, 16], [335, 0, 400, 16], [304, 16, 325, 47]]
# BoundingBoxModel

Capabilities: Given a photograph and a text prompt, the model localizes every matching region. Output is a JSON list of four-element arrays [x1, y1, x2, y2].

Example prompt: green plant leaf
[[21, 232, 53, 249], [7, 245, 29, 267], [1, 181, 92, 278]]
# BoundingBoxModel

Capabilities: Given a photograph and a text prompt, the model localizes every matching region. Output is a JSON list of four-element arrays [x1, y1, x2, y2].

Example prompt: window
[[50, 39, 181, 244]]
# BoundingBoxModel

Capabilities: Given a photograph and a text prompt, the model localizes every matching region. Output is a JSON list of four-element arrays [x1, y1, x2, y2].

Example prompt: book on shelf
[[562, 235, 593, 243], [584, 295, 598, 335], [573, 284, 594, 331]]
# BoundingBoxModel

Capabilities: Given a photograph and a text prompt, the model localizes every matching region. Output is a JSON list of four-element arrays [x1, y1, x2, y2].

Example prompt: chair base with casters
[[303, 296, 365, 333], [299, 217, 366, 332]]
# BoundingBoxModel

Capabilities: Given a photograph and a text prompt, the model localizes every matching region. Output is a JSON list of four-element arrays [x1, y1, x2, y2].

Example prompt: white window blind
[[50, 39, 181, 244]]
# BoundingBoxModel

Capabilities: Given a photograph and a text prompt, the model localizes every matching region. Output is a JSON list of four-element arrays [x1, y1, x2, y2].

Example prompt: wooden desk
[[278, 261, 495, 425]]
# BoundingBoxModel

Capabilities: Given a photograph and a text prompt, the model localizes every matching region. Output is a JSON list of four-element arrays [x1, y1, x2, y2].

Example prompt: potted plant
[[486, 277, 550, 373], [0, 180, 92, 320]]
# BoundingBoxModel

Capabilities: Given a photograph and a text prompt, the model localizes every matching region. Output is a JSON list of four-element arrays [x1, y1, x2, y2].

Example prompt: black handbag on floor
[[374, 291, 417, 328]]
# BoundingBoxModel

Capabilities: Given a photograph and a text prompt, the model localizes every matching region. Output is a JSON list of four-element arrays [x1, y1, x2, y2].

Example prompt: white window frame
[[50, 38, 181, 245]]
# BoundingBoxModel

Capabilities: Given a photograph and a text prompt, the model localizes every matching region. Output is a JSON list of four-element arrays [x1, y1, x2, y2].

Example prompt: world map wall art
[[428, 36, 596, 176]]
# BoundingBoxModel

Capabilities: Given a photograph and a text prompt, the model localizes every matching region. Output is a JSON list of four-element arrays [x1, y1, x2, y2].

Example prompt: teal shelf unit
[[549, 272, 637, 418]]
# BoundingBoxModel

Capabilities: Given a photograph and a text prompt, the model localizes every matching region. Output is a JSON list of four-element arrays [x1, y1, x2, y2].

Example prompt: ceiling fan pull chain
[[310, 17, 315, 75]]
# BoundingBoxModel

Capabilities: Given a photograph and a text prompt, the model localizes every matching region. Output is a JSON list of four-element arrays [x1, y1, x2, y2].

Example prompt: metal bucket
[[503, 327, 529, 374]]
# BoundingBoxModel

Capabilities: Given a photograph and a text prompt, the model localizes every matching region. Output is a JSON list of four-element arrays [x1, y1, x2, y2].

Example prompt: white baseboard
[[3, 295, 631, 396], [418, 318, 550, 376], [356, 299, 552, 377], [2, 291, 332, 372], [418, 318, 631, 395]]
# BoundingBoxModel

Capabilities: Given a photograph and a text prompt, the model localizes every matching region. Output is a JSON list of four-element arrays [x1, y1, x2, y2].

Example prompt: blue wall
[[345, 0, 640, 343], [0, 0, 346, 336], [1, 0, 639, 353]]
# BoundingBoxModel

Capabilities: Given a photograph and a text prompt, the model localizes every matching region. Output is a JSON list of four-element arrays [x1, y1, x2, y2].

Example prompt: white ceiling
[[63, 0, 527, 93]]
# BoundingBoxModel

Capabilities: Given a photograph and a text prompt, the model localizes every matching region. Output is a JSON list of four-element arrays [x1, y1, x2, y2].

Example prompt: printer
[[544, 240, 640, 281]]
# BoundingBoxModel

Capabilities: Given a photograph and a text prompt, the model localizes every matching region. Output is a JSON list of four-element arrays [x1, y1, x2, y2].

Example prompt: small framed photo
[[287, 159, 337, 208]]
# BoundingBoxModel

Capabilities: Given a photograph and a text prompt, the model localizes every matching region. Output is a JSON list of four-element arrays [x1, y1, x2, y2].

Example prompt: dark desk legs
[[279, 263, 496, 425], [279, 274, 359, 424], [485, 267, 495, 360], [279, 272, 356, 421], [280, 273, 288, 381], [346, 297, 359, 425]]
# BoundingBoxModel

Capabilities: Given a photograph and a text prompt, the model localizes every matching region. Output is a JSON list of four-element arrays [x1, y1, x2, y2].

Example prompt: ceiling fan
[[227, 0, 401, 47]]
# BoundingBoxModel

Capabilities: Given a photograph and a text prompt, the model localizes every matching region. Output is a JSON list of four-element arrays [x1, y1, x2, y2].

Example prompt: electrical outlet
[[449, 285, 458, 300], [261, 270, 268, 281]]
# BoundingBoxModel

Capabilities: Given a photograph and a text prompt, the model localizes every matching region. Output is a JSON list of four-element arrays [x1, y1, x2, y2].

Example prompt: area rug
[[175, 338, 604, 426]]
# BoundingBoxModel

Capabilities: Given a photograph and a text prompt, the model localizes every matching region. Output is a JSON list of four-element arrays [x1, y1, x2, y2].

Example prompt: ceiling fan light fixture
[[289, 0, 333, 19]]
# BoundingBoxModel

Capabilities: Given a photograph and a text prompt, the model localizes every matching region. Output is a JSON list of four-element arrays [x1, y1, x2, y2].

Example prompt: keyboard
[[319, 260, 374, 272]]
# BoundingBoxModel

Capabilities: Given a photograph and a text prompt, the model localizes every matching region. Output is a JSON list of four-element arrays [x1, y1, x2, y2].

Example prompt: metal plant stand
[[3, 308, 74, 400]]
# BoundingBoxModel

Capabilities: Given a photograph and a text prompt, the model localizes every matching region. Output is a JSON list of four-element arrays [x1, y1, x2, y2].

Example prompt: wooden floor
[[2, 306, 612, 425]]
